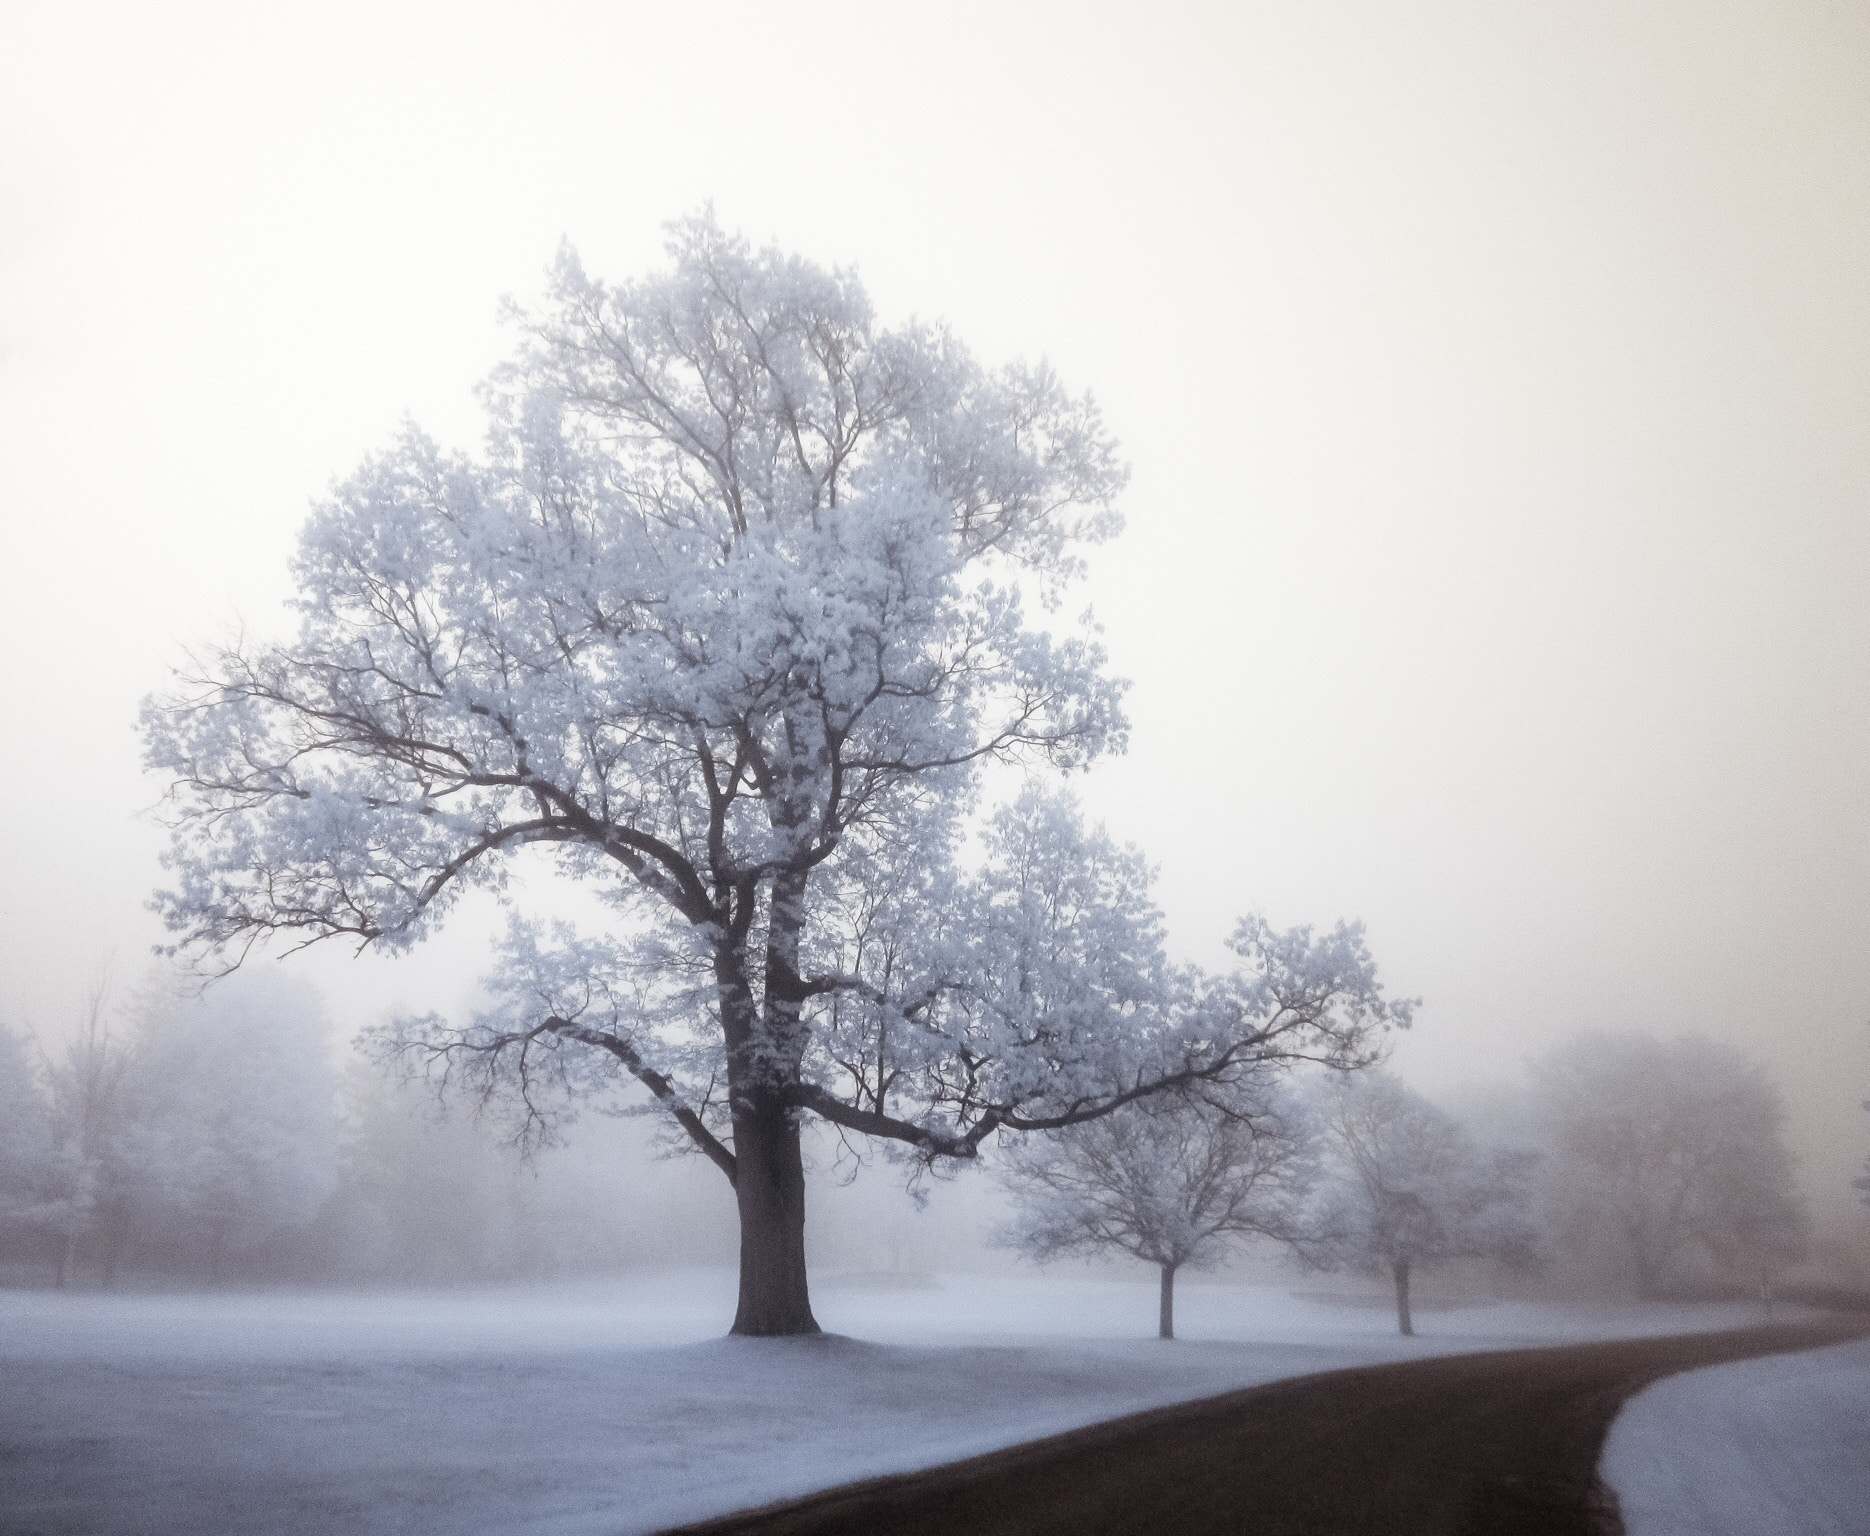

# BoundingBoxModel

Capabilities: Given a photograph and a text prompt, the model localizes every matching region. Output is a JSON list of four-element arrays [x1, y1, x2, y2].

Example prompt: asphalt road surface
[[662, 1319, 1867, 1536]]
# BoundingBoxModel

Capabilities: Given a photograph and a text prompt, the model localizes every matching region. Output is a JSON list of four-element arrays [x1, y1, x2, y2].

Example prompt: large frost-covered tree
[[1305, 1072, 1537, 1335], [144, 216, 1412, 1334], [999, 1073, 1311, 1339]]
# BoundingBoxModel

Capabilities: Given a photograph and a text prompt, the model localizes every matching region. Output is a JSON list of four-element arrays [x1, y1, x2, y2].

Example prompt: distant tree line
[[0, 977, 335, 1285], [0, 975, 694, 1287], [0, 975, 1837, 1328], [999, 1033, 1823, 1337]]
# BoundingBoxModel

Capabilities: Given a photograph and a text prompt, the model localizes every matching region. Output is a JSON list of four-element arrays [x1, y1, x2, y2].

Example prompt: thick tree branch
[[543, 1015, 738, 1184]]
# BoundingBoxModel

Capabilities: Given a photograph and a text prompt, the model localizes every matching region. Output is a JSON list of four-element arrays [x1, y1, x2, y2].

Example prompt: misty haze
[[3, 5, 1868, 1535]]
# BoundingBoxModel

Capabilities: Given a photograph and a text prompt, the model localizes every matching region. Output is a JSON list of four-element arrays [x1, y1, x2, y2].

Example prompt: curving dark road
[[660, 1319, 1866, 1536]]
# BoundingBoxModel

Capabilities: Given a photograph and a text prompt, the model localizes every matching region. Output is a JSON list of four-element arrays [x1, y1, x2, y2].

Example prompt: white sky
[[3, 1, 1867, 1224]]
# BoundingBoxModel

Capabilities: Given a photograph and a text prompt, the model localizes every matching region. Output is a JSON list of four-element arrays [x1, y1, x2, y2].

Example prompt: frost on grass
[[0, 1276, 1824, 1536], [1601, 1336, 1870, 1536]]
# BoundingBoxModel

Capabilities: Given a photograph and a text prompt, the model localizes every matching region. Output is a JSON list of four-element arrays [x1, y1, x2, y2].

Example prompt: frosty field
[[0, 1271, 1819, 1536], [1603, 1333, 1870, 1536]]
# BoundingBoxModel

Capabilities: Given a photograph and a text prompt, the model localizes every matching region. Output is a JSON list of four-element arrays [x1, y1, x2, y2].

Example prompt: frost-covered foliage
[[145, 214, 1125, 973], [998, 1083, 1312, 1337], [122, 976, 339, 1274], [143, 214, 1412, 1331], [1305, 1071, 1537, 1335], [406, 791, 1406, 1167], [1534, 1033, 1810, 1298]]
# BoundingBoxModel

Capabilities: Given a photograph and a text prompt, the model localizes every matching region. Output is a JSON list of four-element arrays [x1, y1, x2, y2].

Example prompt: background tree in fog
[[1857, 1087, 1869, 1211], [1534, 1032, 1809, 1298], [998, 1084, 1312, 1339], [1695, 1130, 1810, 1304], [144, 215, 1412, 1335], [123, 977, 339, 1279], [0, 1025, 59, 1256], [37, 984, 133, 1287], [1305, 1071, 1538, 1335], [311, 1060, 557, 1283]]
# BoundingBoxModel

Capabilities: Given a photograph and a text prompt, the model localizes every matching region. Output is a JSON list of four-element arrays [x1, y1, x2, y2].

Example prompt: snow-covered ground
[[0, 1271, 1810, 1536], [1601, 1333, 1870, 1536]]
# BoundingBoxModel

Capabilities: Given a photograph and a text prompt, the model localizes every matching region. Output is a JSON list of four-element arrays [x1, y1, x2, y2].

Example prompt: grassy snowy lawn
[[1601, 1333, 1870, 1536], [0, 1273, 1806, 1536]]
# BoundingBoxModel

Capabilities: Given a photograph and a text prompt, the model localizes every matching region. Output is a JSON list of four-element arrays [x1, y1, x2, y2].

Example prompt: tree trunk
[[55, 1227, 78, 1290], [717, 865, 821, 1338], [729, 1091, 820, 1337], [721, 861, 822, 1338], [1159, 1263, 1177, 1340], [1393, 1259, 1413, 1336]]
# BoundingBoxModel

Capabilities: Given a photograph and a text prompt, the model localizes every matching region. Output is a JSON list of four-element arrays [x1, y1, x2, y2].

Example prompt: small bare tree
[[1305, 1072, 1538, 1336], [998, 1088, 1311, 1339]]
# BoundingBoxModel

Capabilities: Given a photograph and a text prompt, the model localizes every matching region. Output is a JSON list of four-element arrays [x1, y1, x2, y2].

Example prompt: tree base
[[728, 1313, 824, 1338]]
